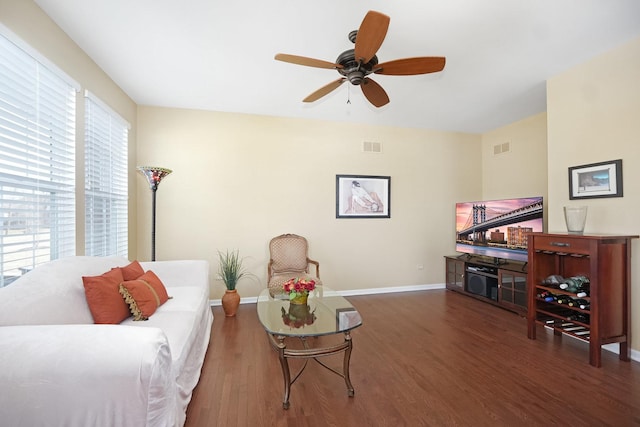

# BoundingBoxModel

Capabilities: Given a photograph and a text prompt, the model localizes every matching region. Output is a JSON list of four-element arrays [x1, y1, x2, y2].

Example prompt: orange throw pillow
[[83, 268, 130, 324], [119, 271, 170, 321], [117, 260, 145, 281]]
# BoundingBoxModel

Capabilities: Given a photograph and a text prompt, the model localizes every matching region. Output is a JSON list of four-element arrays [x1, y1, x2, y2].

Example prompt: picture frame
[[568, 159, 623, 200], [336, 174, 390, 218]]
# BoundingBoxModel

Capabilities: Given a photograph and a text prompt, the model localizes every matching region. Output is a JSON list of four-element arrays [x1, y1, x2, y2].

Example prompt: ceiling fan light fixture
[[347, 70, 365, 85], [274, 10, 445, 108]]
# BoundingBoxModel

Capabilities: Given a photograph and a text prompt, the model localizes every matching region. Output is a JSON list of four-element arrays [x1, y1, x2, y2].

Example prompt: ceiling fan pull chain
[[347, 84, 351, 104]]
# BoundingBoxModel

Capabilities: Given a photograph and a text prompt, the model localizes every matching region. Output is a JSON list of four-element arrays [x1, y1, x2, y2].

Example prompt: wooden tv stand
[[444, 254, 528, 315]]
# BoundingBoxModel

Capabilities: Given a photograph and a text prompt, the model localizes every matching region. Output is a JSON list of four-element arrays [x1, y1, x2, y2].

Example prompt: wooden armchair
[[267, 234, 321, 290]]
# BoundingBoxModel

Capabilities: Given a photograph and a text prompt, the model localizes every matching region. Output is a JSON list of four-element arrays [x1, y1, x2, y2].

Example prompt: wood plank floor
[[185, 290, 640, 426]]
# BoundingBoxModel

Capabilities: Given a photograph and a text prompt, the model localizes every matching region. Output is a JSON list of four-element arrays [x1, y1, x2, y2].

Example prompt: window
[[0, 31, 77, 287], [84, 92, 129, 257]]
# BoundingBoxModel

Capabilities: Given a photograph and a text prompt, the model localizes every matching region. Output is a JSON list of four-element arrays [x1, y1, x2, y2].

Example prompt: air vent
[[493, 141, 511, 155], [363, 141, 382, 153]]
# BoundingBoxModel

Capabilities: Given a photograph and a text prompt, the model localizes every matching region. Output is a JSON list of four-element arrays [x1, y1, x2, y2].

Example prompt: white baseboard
[[601, 343, 640, 363], [209, 284, 639, 363], [208, 283, 446, 306]]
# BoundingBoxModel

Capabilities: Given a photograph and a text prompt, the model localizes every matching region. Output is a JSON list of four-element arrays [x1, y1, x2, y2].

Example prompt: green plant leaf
[[217, 249, 248, 291]]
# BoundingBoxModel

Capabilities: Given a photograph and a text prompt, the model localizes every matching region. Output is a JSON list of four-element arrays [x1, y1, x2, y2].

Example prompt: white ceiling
[[34, 0, 640, 133]]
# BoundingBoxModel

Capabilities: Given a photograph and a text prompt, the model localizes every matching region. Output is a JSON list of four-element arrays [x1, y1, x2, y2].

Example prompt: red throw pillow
[[119, 271, 170, 321], [138, 270, 170, 303], [83, 268, 130, 324], [117, 260, 145, 281]]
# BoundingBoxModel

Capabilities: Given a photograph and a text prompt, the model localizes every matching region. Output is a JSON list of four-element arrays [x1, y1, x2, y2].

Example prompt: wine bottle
[[537, 290, 549, 299], [567, 313, 589, 324], [556, 295, 571, 304], [559, 278, 578, 292], [573, 275, 590, 285], [560, 276, 590, 293], [576, 286, 590, 298], [574, 277, 590, 297]]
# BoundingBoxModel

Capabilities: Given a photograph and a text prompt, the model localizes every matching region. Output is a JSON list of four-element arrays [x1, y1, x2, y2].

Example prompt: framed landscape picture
[[568, 159, 623, 199], [336, 174, 390, 218]]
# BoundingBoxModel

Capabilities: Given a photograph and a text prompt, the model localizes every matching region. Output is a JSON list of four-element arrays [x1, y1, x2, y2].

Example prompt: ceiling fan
[[275, 10, 446, 108]]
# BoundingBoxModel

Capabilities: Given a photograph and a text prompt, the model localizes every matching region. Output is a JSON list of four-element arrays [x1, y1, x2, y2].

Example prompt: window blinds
[[84, 92, 129, 258], [0, 33, 77, 287]]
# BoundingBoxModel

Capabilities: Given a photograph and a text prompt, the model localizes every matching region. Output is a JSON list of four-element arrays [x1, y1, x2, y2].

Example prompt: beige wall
[[481, 112, 548, 204], [136, 107, 482, 298], [0, 0, 139, 256], [547, 36, 640, 352]]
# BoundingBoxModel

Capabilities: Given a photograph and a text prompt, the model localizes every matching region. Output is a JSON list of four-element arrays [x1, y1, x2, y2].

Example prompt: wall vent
[[363, 141, 382, 153], [493, 141, 511, 155]]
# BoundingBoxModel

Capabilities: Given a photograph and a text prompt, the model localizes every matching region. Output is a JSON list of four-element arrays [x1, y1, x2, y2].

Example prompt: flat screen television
[[455, 196, 544, 263]]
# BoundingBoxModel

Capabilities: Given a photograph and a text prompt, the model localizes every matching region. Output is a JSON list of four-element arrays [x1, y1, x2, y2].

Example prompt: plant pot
[[222, 289, 240, 317]]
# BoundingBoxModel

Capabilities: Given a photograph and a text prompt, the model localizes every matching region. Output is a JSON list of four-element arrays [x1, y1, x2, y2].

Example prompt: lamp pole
[[137, 166, 172, 261], [151, 186, 157, 261]]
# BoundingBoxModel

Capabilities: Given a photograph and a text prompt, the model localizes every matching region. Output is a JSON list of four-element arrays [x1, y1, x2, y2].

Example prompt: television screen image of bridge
[[456, 197, 543, 251]]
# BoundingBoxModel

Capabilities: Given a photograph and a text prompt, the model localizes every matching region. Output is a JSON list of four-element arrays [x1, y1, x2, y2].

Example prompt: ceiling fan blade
[[354, 11, 390, 64], [361, 77, 390, 108], [275, 53, 343, 70], [303, 78, 347, 103], [375, 57, 446, 76]]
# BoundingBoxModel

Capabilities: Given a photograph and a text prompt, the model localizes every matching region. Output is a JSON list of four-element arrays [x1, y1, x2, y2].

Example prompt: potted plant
[[218, 249, 248, 317]]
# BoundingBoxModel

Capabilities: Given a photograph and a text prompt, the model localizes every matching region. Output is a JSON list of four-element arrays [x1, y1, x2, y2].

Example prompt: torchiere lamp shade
[[137, 166, 172, 191], [137, 166, 172, 261]]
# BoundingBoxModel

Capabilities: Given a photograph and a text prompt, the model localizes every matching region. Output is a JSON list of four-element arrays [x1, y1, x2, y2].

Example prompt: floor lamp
[[137, 166, 172, 261]]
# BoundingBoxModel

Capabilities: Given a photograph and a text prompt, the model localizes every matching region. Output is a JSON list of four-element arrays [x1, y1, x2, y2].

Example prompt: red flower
[[282, 277, 316, 297]]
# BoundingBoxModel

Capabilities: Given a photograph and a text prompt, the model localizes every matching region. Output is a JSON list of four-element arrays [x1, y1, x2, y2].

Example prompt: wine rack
[[534, 282, 591, 340], [527, 233, 638, 367]]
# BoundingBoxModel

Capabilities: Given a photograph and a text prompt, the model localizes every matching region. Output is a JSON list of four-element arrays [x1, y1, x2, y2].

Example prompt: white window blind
[[0, 33, 77, 287], [84, 92, 129, 257]]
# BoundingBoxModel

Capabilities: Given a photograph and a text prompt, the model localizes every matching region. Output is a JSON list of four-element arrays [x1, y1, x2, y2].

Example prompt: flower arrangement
[[282, 277, 316, 303]]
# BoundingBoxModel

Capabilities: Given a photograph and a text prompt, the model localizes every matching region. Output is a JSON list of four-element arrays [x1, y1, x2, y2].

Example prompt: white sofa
[[0, 256, 213, 427]]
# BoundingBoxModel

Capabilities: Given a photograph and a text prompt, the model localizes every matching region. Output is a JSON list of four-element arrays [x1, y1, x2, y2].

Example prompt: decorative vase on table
[[564, 206, 588, 234], [290, 293, 308, 305], [283, 277, 316, 305]]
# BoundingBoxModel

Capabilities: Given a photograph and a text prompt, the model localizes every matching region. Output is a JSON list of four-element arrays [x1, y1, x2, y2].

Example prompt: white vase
[[564, 206, 588, 234]]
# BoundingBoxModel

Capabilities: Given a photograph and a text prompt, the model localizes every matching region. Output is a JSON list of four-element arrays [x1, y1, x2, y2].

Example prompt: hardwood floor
[[185, 290, 640, 426]]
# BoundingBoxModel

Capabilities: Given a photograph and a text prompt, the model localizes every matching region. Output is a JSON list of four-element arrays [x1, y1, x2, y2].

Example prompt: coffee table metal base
[[267, 331, 355, 409]]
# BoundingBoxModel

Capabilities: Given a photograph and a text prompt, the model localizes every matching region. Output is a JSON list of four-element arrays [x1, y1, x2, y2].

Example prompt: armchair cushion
[[269, 272, 319, 291]]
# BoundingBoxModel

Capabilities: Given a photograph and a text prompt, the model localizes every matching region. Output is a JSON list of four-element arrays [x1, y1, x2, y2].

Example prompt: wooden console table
[[527, 232, 638, 367]]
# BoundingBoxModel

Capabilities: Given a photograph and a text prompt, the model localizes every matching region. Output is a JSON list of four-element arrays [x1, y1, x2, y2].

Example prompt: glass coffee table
[[257, 286, 363, 409]]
